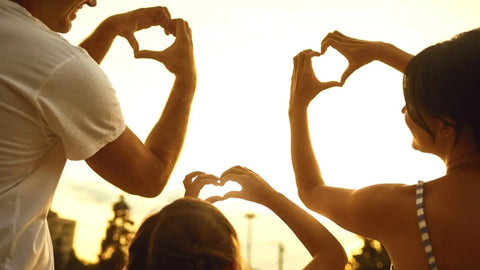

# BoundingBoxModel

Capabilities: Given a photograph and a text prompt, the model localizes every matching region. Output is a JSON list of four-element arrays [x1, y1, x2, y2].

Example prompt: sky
[[51, 0, 480, 269]]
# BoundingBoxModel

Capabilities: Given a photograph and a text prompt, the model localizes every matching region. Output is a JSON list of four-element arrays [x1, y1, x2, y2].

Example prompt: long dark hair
[[403, 28, 480, 149]]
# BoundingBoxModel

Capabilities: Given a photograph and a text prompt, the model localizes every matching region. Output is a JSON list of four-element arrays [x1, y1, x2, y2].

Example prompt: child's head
[[128, 197, 241, 270]]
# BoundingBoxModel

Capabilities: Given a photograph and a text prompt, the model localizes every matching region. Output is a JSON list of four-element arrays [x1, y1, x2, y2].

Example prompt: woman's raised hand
[[289, 49, 341, 109], [321, 31, 385, 84]]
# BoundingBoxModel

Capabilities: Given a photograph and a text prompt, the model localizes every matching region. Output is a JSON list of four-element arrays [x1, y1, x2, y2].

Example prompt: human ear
[[433, 116, 456, 138]]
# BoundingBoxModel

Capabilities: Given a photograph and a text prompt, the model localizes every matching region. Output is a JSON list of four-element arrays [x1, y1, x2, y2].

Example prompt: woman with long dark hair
[[289, 29, 480, 269]]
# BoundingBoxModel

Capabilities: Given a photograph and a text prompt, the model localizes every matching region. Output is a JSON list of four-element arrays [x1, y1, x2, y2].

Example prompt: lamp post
[[278, 243, 284, 270], [245, 213, 256, 268]]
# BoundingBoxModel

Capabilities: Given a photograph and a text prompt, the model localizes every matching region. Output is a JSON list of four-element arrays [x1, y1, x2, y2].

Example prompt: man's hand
[[134, 19, 195, 80], [110, 7, 175, 52], [79, 6, 175, 64]]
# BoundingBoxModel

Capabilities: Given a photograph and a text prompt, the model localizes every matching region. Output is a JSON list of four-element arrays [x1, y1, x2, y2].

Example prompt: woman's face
[[402, 105, 436, 153]]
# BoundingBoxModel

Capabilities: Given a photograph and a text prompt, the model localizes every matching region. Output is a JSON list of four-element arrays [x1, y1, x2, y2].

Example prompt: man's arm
[[78, 15, 117, 64], [79, 7, 174, 64], [86, 19, 195, 197]]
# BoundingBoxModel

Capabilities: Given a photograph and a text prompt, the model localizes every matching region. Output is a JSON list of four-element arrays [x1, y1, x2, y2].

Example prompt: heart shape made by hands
[[133, 27, 175, 52], [196, 180, 242, 202], [312, 47, 349, 84]]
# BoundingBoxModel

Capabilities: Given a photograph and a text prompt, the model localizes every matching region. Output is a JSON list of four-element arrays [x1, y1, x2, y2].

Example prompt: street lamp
[[245, 213, 256, 268], [278, 243, 284, 270]]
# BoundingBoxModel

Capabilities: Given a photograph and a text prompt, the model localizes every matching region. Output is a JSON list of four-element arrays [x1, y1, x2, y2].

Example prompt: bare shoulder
[[352, 182, 416, 209], [306, 182, 419, 240], [347, 183, 418, 238]]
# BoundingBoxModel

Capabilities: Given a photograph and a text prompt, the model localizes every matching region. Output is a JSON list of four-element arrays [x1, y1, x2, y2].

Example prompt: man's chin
[[53, 21, 73, 33]]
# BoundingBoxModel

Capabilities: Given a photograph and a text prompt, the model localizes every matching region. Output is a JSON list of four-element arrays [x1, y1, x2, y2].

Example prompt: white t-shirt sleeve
[[37, 53, 126, 160]]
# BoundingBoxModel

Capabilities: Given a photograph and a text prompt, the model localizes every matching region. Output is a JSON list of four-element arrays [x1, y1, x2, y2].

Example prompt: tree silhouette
[[351, 237, 391, 270], [97, 195, 135, 270], [66, 250, 97, 270]]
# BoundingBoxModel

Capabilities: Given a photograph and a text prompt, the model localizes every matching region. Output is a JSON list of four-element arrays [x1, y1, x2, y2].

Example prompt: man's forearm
[[144, 76, 196, 188], [79, 16, 118, 64]]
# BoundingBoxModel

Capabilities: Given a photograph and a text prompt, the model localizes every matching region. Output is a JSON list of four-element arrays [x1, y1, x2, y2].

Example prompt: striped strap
[[416, 181, 438, 270]]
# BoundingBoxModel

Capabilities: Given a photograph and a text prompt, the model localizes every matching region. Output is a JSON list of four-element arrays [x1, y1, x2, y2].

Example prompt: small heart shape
[[198, 181, 242, 201], [312, 48, 348, 83], [133, 27, 175, 52]]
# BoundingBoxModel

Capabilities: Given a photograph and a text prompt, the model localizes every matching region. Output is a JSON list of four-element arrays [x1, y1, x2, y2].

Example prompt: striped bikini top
[[390, 181, 438, 270]]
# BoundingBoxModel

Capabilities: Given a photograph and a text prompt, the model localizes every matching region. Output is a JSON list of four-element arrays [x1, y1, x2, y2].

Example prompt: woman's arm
[[320, 31, 413, 84], [288, 50, 337, 206], [288, 50, 411, 239]]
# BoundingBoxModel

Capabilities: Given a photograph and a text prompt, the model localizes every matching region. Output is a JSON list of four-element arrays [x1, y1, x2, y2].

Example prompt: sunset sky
[[51, 0, 480, 268]]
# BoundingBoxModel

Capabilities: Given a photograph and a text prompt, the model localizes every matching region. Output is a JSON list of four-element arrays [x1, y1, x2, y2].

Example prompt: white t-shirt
[[0, 1, 126, 269]]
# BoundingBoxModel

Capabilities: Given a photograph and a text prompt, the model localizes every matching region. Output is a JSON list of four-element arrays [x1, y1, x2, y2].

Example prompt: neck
[[9, 0, 38, 20], [446, 151, 480, 174], [10, 0, 28, 9]]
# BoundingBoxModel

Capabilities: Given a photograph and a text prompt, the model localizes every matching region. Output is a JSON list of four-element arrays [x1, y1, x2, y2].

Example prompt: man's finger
[[170, 19, 188, 39], [124, 33, 139, 52], [134, 50, 164, 61], [164, 19, 176, 36]]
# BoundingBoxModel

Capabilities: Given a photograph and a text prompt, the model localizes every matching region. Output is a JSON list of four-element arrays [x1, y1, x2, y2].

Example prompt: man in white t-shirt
[[0, 0, 197, 269]]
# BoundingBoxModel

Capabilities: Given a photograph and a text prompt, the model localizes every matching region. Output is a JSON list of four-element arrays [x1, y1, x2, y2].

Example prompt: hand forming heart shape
[[183, 171, 238, 203], [312, 48, 348, 84], [114, 6, 175, 53], [183, 166, 279, 206]]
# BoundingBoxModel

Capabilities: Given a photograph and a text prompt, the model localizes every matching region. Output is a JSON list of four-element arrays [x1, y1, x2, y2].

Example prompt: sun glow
[[53, 0, 479, 267]]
